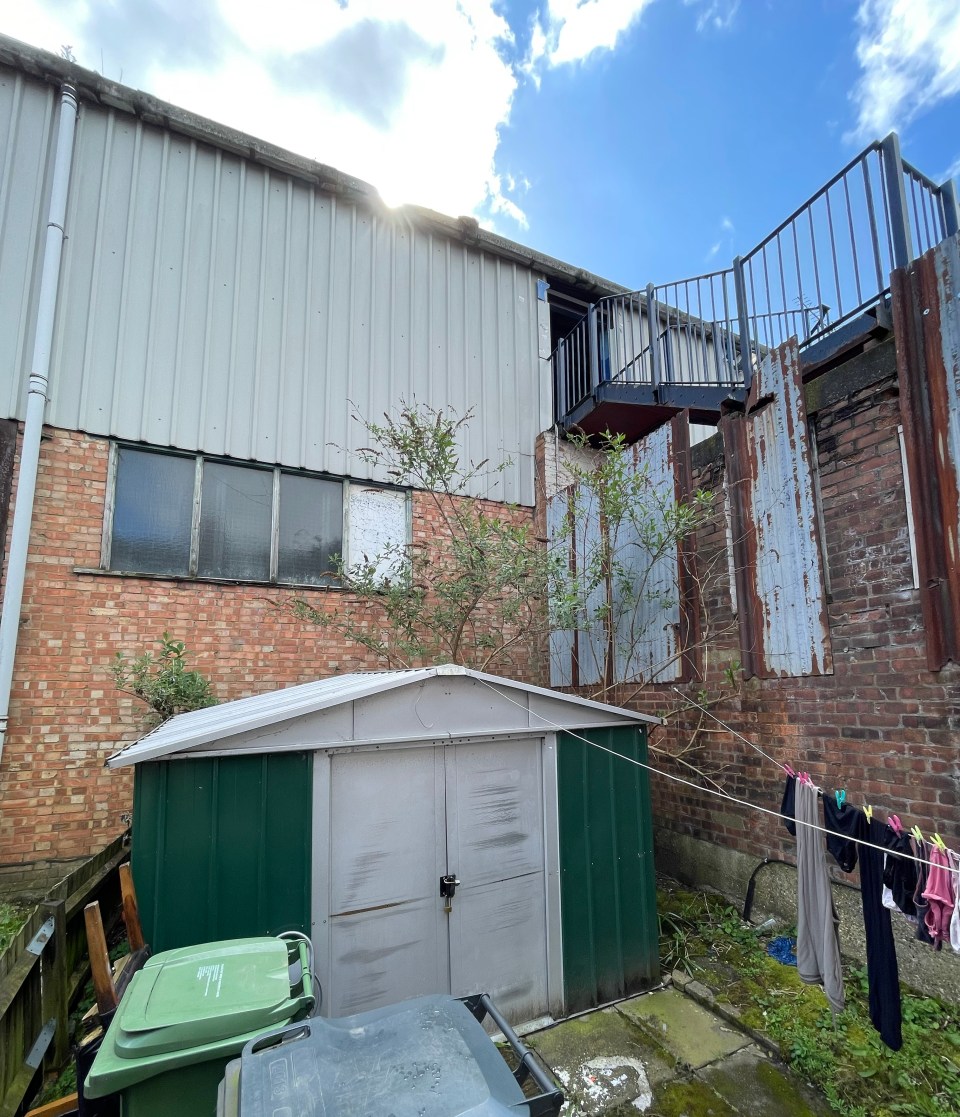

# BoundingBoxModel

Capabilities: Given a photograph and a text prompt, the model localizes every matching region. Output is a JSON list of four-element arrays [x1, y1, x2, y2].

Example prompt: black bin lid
[[237, 995, 529, 1117]]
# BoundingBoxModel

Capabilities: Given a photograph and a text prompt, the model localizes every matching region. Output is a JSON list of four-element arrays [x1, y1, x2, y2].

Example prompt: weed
[[0, 901, 29, 953], [657, 883, 960, 1116]]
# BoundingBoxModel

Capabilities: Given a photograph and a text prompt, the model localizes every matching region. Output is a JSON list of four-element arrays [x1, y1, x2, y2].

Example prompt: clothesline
[[473, 678, 960, 879]]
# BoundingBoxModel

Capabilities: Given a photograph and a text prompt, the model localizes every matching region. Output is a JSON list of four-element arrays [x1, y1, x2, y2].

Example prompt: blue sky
[[5, 1, 959, 291]]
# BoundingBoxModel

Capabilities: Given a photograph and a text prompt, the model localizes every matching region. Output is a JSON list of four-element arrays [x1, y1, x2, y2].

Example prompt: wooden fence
[[0, 834, 127, 1117]]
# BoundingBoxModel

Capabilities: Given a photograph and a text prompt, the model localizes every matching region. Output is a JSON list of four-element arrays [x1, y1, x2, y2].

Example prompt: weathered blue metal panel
[[723, 339, 832, 678]]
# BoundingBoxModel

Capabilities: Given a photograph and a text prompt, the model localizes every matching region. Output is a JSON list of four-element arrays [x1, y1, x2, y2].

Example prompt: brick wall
[[622, 338, 960, 867], [0, 429, 544, 863]]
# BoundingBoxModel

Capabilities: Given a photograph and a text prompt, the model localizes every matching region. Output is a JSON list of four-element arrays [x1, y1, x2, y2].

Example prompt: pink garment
[[921, 846, 957, 946]]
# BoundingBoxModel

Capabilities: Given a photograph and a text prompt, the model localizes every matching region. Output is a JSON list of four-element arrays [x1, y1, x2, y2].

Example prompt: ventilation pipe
[[0, 83, 79, 763]]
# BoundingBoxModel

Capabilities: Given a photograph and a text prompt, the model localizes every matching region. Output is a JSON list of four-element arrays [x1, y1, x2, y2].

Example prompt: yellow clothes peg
[[910, 825, 924, 844], [864, 804, 873, 821], [932, 833, 947, 853]]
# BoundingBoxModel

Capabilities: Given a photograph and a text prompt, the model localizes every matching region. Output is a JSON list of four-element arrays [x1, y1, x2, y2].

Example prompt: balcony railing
[[554, 133, 960, 427]]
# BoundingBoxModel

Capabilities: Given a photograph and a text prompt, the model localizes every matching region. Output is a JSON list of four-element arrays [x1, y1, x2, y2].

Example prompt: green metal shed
[[108, 665, 661, 1023]]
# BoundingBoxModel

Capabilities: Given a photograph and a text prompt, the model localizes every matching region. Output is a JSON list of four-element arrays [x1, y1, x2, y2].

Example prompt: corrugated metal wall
[[721, 340, 832, 678], [0, 71, 53, 408], [547, 422, 686, 687], [613, 425, 682, 685], [132, 751, 313, 952], [0, 71, 544, 504], [892, 232, 960, 669], [557, 726, 659, 1011]]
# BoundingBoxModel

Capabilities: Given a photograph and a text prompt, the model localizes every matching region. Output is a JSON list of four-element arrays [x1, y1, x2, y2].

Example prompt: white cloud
[[530, 0, 656, 67], [686, 0, 739, 32], [849, 0, 960, 140], [2, 1, 528, 226], [704, 214, 734, 263]]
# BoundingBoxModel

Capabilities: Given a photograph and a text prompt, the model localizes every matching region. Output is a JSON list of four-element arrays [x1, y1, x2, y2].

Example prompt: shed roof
[[107, 665, 660, 768]]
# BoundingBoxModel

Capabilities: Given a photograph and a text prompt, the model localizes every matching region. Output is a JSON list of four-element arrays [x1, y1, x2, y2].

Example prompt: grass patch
[[657, 884, 960, 1117], [0, 900, 30, 953]]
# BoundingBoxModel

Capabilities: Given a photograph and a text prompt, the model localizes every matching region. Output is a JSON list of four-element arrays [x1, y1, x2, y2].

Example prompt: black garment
[[822, 800, 902, 1050], [881, 830, 918, 919], [822, 796, 858, 873], [780, 775, 797, 836]]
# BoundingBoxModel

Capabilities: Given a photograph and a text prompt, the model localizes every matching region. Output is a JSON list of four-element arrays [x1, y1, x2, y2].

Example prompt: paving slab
[[616, 988, 752, 1070], [698, 1046, 835, 1117], [526, 1006, 677, 1116]]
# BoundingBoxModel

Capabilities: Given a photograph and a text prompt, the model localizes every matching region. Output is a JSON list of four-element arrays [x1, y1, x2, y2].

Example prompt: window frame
[[101, 443, 408, 589]]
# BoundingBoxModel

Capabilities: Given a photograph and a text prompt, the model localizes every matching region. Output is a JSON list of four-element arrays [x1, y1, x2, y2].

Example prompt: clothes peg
[[887, 814, 903, 835], [910, 825, 924, 844], [864, 804, 873, 821], [932, 833, 947, 853], [835, 789, 846, 809], [784, 763, 796, 778]]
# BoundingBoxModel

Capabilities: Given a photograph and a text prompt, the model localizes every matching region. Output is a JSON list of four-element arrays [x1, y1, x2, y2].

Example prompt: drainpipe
[[0, 83, 79, 764]]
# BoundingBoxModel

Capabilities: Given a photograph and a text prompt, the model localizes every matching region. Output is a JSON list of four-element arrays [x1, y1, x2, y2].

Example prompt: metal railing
[[554, 133, 960, 424]]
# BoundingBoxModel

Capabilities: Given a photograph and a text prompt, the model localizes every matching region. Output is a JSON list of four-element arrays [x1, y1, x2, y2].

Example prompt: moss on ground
[[658, 883, 960, 1117]]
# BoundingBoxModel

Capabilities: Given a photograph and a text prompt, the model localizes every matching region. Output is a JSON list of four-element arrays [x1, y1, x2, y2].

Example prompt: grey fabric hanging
[[795, 779, 845, 1013]]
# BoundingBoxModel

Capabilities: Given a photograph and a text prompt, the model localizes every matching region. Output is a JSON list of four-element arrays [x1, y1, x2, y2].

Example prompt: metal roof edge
[[106, 665, 659, 768], [105, 669, 436, 768], [0, 34, 625, 299]]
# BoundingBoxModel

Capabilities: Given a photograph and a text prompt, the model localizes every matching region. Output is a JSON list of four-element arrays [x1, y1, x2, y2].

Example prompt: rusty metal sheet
[[547, 414, 700, 688], [612, 423, 681, 685], [721, 340, 832, 678], [892, 233, 960, 669]]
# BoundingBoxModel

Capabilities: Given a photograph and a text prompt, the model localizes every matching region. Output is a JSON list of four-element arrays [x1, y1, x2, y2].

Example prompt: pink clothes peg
[[887, 815, 903, 835], [784, 763, 796, 777]]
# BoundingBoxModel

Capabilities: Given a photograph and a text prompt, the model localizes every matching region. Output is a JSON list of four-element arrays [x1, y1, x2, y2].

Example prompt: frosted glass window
[[111, 449, 194, 574], [278, 474, 341, 585], [197, 462, 273, 581]]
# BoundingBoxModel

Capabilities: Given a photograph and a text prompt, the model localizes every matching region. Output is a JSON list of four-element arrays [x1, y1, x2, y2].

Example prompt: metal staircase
[[553, 134, 959, 440]]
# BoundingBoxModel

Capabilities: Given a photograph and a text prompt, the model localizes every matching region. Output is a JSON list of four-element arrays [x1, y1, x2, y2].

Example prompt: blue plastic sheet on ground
[[766, 936, 797, 966]]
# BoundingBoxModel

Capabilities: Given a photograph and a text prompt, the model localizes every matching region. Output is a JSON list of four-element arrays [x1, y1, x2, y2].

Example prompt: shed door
[[318, 739, 550, 1023]]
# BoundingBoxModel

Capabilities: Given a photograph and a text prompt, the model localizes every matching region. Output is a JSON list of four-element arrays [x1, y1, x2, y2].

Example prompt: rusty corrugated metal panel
[[613, 423, 682, 684], [721, 340, 832, 678], [671, 413, 702, 681], [892, 233, 960, 669], [548, 418, 700, 688]]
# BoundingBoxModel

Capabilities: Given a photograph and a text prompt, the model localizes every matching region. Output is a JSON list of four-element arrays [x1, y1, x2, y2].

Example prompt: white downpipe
[[0, 84, 79, 763]]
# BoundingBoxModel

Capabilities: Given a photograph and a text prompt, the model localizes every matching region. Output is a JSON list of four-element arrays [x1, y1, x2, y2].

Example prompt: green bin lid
[[85, 937, 310, 1099], [120, 938, 292, 1054]]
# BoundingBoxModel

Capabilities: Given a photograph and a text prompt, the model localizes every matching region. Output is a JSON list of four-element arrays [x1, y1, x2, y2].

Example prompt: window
[[106, 446, 406, 586]]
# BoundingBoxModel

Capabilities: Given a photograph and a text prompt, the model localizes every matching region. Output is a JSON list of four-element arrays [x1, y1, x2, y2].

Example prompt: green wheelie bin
[[84, 935, 314, 1117]]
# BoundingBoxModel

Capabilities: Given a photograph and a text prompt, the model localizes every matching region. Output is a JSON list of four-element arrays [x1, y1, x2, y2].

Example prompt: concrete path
[[525, 983, 833, 1117]]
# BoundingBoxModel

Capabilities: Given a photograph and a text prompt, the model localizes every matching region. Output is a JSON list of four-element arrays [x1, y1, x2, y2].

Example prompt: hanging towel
[[823, 798, 902, 1050], [922, 846, 957, 949], [794, 779, 845, 1014]]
